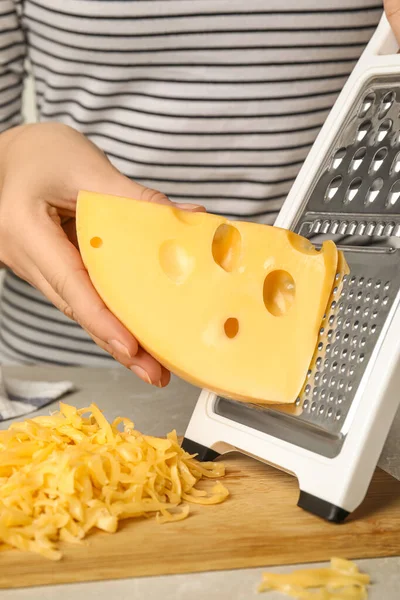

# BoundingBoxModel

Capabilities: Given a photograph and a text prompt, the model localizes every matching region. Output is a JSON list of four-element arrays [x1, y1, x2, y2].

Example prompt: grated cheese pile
[[259, 558, 370, 599], [0, 402, 228, 560]]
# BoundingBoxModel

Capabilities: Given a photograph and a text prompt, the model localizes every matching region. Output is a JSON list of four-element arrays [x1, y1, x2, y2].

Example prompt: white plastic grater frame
[[182, 13, 400, 519]]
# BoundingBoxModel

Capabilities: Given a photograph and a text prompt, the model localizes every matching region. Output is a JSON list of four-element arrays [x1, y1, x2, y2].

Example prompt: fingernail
[[130, 365, 152, 385], [157, 380, 163, 388], [109, 339, 132, 359], [177, 203, 204, 210]]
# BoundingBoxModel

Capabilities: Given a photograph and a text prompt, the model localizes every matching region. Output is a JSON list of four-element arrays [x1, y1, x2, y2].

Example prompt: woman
[[0, 0, 395, 387]]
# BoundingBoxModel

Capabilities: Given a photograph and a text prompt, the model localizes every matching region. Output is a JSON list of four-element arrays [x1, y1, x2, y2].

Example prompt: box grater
[[182, 13, 400, 522]]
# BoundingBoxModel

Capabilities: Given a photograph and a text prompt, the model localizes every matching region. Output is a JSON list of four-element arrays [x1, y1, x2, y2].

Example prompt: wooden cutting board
[[1, 452, 399, 589]]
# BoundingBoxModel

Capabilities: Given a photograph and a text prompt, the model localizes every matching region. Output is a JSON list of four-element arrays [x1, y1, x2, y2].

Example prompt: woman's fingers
[[27, 217, 140, 357], [31, 267, 168, 386]]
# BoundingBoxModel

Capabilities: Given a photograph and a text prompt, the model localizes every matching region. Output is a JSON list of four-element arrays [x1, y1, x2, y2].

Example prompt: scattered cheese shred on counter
[[258, 558, 370, 599], [0, 402, 228, 560]]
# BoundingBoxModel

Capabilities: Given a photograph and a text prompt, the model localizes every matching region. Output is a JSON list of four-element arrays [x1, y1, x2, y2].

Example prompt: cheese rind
[[77, 191, 343, 404]]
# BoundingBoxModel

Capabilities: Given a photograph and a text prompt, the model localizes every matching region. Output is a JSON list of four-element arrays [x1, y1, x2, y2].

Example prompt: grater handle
[[362, 12, 398, 59]]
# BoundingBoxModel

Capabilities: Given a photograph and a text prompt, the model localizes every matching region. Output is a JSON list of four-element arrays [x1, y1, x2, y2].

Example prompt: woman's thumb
[[96, 170, 205, 211]]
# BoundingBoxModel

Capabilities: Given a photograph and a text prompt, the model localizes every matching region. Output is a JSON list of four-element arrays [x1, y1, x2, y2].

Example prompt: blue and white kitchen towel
[[0, 368, 75, 421]]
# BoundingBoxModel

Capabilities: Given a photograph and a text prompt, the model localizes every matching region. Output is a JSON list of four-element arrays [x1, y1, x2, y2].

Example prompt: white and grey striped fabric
[[0, 0, 382, 365]]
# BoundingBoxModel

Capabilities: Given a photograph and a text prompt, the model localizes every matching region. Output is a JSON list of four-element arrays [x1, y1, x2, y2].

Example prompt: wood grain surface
[[1, 452, 399, 589]]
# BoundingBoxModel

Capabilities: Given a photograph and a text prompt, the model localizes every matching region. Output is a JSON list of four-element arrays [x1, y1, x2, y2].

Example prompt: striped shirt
[[0, 0, 382, 365]]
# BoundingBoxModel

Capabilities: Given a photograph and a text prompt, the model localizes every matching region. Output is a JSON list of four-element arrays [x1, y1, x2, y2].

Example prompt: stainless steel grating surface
[[215, 76, 400, 458]]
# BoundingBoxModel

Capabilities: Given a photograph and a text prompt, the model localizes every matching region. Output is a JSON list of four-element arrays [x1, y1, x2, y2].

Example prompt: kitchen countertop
[[1, 364, 399, 599]]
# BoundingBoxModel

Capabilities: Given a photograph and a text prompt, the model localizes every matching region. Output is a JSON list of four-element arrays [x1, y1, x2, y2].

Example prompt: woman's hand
[[0, 122, 201, 386]]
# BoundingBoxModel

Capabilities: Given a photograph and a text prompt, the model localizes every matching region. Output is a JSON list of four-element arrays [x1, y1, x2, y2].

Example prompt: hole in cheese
[[287, 231, 319, 255], [212, 224, 241, 272], [90, 236, 103, 248], [263, 270, 296, 317], [224, 317, 239, 339], [159, 240, 194, 284]]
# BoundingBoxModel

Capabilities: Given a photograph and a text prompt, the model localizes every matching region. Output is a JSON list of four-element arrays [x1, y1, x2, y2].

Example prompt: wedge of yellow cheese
[[77, 191, 345, 404]]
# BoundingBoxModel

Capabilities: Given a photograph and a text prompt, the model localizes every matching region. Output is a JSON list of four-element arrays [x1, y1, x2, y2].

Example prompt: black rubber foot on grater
[[298, 491, 350, 523], [181, 438, 220, 462]]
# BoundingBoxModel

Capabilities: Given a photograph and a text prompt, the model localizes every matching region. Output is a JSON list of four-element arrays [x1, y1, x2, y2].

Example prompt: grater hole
[[379, 91, 395, 118], [365, 177, 383, 205], [331, 147, 346, 170], [375, 119, 392, 143], [392, 130, 400, 146], [356, 120, 372, 142], [344, 177, 362, 203], [384, 281, 390, 291], [336, 410, 342, 421], [389, 150, 400, 175], [359, 93, 375, 118], [386, 180, 400, 207], [371, 324, 377, 334], [369, 147, 388, 174], [325, 175, 343, 202], [349, 147, 366, 172], [327, 407, 333, 417]]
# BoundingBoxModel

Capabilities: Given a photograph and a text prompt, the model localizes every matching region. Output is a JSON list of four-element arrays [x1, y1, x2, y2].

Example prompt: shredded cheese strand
[[0, 403, 228, 560], [259, 558, 370, 599]]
